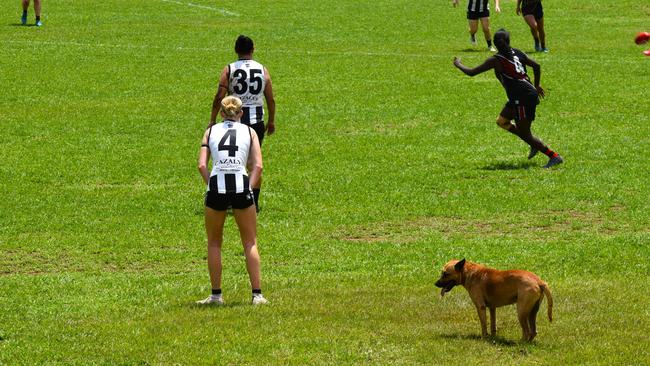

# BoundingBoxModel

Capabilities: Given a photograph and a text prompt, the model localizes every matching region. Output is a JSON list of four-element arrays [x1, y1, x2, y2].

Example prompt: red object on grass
[[643, 50, 650, 56], [635, 32, 650, 45]]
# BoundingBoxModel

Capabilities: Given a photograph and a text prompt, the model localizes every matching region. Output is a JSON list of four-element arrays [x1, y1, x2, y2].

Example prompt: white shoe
[[196, 295, 224, 305], [489, 45, 497, 52], [252, 294, 269, 305]]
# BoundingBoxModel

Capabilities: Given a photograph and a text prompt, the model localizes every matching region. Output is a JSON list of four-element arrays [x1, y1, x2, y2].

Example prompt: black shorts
[[522, 1, 543, 19], [501, 101, 538, 122], [467, 10, 489, 20], [245, 121, 266, 147], [205, 190, 254, 211]]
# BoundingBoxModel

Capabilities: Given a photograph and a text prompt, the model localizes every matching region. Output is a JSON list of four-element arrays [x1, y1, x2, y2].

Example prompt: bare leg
[[523, 15, 539, 45], [480, 17, 492, 44], [34, 0, 41, 17], [513, 119, 548, 152], [205, 207, 226, 290], [537, 17, 546, 48], [233, 205, 261, 290], [468, 19, 479, 44], [22, 0, 29, 11]]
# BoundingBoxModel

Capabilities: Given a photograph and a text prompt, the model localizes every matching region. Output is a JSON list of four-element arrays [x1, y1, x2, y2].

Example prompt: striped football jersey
[[207, 121, 253, 194], [228, 59, 266, 126]]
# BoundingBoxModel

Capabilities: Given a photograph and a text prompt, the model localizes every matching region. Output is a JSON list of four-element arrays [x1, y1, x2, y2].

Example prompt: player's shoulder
[[512, 48, 529, 58]]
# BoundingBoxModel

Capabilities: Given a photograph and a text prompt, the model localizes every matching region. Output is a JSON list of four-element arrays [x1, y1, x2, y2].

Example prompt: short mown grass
[[1, 0, 649, 364]]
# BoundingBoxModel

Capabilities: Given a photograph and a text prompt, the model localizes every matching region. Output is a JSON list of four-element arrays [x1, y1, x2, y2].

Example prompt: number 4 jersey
[[207, 121, 253, 194], [228, 59, 267, 126]]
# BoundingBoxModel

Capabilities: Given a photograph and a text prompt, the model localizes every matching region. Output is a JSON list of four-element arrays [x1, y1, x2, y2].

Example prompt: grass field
[[1, 0, 649, 364]]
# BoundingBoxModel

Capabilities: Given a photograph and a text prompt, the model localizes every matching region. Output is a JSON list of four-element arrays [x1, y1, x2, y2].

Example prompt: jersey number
[[218, 130, 239, 157], [513, 56, 525, 74], [233, 69, 263, 94]]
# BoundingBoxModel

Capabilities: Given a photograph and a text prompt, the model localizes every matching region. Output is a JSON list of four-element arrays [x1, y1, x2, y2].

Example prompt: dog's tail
[[540, 283, 553, 322]]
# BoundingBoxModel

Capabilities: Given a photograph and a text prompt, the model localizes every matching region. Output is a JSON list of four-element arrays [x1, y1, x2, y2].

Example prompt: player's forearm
[[248, 165, 262, 189], [532, 66, 541, 87], [198, 164, 210, 185], [456, 64, 480, 76], [266, 98, 276, 124]]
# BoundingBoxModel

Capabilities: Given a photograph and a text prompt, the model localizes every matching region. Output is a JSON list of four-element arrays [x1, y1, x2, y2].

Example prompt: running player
[[517, 0, 547, 52], [20, 0, 42, 26], [197, 96, 268, 305], [210, 35, 276, 212], [454, 0, 501, 52], [452, 28, 563, 168]]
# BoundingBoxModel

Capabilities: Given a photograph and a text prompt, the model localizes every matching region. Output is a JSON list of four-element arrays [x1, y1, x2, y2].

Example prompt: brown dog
[[434, 259, 553, 341]]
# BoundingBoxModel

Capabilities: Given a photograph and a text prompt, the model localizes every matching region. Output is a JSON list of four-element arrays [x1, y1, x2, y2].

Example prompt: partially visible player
[[454, 0, 501, 52], [517, 0, 547, 52], [210, 35, 276, 213], [197, 96, 268, 306], [453, 28, 563, 168], [21, 0, 42, 26]]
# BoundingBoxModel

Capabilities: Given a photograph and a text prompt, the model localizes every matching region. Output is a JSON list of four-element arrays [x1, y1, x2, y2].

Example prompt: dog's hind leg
[[517, 301, 533, 342], [528, 299, 541, 341], [489, 306, 497, 336]]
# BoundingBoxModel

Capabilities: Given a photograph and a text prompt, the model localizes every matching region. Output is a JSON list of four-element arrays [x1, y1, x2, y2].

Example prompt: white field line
[[160, 0, 239, 16], [0, 39, 638, 64]]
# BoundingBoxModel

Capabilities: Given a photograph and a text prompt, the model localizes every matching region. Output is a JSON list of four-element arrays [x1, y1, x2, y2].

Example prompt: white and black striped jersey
[[467, 0, 489, 12], [227, 59, 266, 126], [207, 121, 253, 194]]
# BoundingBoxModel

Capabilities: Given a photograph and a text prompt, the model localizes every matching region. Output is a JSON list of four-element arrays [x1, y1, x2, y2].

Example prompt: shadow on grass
[[481, 161, 538, 171], [187, 301, 253, 309], [438, 333, 519, 347], [458, 47, 483, 53], [8, 23, 37, 27]]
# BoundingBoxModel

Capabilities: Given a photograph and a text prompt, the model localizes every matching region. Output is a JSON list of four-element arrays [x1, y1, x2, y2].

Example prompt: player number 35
[[232, 69, 263, 94]]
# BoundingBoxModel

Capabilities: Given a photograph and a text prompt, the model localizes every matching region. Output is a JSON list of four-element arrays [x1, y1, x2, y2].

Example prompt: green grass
[[1, 0, 649, 364]]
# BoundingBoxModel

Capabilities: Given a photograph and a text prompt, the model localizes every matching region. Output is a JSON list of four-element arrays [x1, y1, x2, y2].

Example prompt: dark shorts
[[467, 10, 489, 20], [522, 1, 543, 19], [244, 121, 266, 147], [501, 101, 538, 122], [205, 190, 254, 211]]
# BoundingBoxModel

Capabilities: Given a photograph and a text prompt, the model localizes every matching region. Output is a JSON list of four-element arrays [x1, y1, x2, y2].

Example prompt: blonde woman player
[[197, 96, 268, 305]]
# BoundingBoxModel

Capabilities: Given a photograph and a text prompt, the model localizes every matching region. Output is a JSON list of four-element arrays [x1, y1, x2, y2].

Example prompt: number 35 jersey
[[493, 48, 538, 104], [228, 59, 267, 126], [207, 121, 252, 194]]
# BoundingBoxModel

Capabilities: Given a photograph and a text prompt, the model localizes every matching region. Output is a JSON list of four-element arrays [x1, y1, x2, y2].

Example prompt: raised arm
[[198, 128, 211, 185], [246, 129, 263, 188], [453, 56, 497, 76], [209, 66, 230, 126], [263, 67, 276, 135]]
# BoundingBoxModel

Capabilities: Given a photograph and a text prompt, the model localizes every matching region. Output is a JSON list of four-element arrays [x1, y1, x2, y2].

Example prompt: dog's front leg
[[489, 307, 497, 336], [475, 304, 488, 337]]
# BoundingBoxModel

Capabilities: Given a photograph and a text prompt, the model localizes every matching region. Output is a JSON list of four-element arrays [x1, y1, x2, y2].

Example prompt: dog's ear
[[454, 258, 466, 272]]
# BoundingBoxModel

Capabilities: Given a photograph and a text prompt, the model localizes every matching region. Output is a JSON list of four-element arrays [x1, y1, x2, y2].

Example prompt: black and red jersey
[[493, 48, 538, 104]]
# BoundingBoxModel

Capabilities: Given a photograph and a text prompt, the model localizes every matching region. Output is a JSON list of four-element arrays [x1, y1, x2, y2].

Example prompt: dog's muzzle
[[435, 280, 457, 297]]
